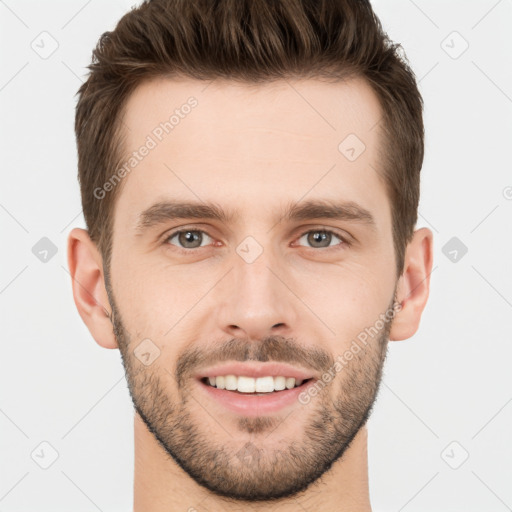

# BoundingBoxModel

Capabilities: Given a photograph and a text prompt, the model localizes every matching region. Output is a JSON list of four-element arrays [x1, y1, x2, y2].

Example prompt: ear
[[67, 228, 118, 349], [389, 227, 434, 341]]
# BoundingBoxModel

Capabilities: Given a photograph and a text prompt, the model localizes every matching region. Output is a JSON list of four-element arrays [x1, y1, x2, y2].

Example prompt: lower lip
[[196, 378, 316, 416]]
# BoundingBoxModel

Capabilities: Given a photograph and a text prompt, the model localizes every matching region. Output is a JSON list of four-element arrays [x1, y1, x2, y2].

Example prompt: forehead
[[114, 76, 388, 231]]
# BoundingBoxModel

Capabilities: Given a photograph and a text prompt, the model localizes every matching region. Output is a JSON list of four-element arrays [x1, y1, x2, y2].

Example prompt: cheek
[[112, 257, 216, 338], [288, 258, 395, 340]]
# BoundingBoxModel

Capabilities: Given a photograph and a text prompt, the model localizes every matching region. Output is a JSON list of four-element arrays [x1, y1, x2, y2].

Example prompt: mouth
[[200, 376, 314, 395], [196, 374, 317, 416]]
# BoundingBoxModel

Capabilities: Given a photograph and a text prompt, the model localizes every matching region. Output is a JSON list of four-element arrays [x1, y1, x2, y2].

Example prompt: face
[[106, 76, 399, 501]]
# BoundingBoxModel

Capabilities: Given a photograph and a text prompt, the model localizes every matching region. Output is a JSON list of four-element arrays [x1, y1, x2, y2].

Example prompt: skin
[[68, 76, 433, 511]]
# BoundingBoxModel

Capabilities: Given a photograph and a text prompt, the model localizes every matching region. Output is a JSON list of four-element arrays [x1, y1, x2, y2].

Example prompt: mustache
[[175, 336, 333, 387]]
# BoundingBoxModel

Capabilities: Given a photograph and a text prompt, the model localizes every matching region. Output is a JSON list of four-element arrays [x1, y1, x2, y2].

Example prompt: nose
[[217, 247, 298, 341]]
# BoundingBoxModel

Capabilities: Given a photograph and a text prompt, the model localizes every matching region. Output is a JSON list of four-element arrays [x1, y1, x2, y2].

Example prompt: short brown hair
[[75, 0, 424, 278]]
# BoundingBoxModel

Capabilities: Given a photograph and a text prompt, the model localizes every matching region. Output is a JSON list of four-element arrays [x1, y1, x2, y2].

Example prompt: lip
[[196, 377, 317, 416], [194, 362, 317, 381]]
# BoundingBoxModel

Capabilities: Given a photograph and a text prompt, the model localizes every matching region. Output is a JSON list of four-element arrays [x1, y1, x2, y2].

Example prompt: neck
[[133, 412, 372, 512]]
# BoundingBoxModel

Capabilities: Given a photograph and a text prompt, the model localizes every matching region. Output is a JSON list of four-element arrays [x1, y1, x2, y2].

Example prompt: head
[[68, 0, 433, 503]]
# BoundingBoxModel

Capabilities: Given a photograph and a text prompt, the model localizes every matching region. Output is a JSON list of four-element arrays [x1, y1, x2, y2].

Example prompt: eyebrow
[[134, 198, 377, 234]]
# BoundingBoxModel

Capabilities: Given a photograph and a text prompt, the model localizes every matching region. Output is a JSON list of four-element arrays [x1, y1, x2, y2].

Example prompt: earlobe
[[67, 228, 118, 349], [389, 227, 434, 341]]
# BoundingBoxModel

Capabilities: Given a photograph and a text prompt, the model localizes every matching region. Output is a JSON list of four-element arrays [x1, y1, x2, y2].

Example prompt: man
[[67, 0, 433, 510]]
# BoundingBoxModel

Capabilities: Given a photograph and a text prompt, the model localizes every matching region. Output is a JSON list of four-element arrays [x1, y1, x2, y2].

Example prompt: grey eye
[[167, 230, 212, 249], [297, 230, 343, 249]]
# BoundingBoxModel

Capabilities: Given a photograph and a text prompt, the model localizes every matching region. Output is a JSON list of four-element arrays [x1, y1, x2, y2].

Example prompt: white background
[[1, 1, 511, 510]]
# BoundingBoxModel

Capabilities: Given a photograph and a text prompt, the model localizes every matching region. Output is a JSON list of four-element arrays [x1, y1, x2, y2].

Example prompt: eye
[[162, 227, 350, 253], [295, 229, 349, 250], [164, 229, 214, 250]]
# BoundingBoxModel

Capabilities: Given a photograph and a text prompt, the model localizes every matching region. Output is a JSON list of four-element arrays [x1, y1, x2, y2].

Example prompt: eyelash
[[162, 227, 351, 253]]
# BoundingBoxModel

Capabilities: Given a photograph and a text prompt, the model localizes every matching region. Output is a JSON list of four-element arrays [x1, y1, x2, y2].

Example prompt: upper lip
[[195, 362, 318, 381]]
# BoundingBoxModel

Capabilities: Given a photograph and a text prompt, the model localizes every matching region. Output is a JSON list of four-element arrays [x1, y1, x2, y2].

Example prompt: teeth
[[237, 375, 255, 392], [225, 375, 238, 391], [274, 376, 286, 391], [205, 375, 307, 393], [255, 376, 274, 392]]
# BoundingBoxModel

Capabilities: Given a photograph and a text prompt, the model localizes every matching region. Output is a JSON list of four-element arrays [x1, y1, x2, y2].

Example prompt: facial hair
[[106, 282, 395, 503]]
